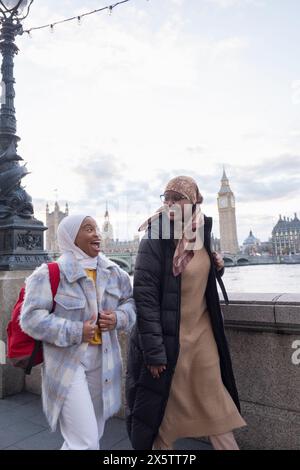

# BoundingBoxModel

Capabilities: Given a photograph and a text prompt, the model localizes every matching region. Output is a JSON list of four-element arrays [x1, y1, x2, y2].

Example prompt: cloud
[[238, 154, 300, 178], [13, 0, 299, 243], [205, 0, 265, 8], [33, 152, 299, 242], [71, 157, 220, 217], [73, 153, 127, 200], [169, 0, 185, 5], [39, 149, 300, 228], [242, 131, 268, 141], [186, 145, 207, 155], [72, 152, 300, 214], [225, 154, 300, 202], [289, 129, 300, 138], [211, 37, 249, 61]]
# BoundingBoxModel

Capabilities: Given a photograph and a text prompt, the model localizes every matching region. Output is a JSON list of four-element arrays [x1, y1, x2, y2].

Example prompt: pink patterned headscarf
[[165, 176, 203, 205], [139, 176, 204, 277]]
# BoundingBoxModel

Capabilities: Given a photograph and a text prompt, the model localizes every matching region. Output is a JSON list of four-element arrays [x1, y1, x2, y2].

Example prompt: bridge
[[108, 253, 299, 271], [104, 252, 136, 274], [48, 251, 300, 272], [223, 254, 300, 266]]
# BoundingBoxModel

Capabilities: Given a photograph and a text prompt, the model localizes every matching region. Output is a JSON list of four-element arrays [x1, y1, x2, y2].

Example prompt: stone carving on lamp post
[[0, 1, 49, 270]]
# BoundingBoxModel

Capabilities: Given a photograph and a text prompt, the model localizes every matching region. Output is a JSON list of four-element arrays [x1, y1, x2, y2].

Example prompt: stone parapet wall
[[221, 292, 300, 449]]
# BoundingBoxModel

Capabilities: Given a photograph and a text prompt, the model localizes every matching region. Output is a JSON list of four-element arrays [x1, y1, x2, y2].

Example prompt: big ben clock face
[[219, 197, 228, 208]]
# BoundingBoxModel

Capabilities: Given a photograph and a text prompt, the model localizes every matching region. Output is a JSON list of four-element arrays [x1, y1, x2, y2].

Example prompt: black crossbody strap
[[215, 270, 229, 305]]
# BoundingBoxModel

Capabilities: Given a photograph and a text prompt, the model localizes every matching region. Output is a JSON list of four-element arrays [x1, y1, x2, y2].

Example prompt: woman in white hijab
[[20, 214, 136, 450]]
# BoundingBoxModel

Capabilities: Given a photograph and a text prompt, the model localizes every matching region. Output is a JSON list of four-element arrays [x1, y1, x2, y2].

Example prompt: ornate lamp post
[[0, 1, 49, 270]]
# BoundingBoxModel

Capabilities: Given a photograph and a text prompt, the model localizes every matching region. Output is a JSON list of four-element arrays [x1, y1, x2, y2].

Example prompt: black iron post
[[0, 1, 49, 270]]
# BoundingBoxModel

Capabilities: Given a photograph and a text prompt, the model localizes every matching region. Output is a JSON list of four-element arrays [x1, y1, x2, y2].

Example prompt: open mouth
[[90, 241, 101, 250]]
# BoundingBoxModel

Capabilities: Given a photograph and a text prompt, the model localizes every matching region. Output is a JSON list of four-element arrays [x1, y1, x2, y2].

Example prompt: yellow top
[[85, 269, 102, 345]]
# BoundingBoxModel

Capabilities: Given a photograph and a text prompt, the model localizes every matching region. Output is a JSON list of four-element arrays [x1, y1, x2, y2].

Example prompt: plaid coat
[[20, 252, 136, 431]]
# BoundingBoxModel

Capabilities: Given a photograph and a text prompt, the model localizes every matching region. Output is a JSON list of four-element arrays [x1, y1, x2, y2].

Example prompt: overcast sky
[[11, 0, 300, 243]]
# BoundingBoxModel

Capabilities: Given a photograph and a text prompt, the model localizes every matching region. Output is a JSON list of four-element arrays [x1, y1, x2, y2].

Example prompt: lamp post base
[[0, 215, 50, 271]]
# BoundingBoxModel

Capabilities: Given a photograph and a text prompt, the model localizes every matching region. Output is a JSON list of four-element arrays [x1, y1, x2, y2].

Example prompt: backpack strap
[[25, 340, 42, 375], [48, 262, 60, 312], [25, 262, 60, 375]]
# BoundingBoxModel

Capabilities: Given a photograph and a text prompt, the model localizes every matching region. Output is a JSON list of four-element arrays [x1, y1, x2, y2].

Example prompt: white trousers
[[59, 345, 104, 450]]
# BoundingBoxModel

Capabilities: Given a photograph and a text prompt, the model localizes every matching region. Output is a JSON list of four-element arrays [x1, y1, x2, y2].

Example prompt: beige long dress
[[156, 247, 246, 447]]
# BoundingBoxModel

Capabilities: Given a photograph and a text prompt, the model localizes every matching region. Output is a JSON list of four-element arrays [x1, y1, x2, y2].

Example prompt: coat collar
[[57, 251, 116, 283]]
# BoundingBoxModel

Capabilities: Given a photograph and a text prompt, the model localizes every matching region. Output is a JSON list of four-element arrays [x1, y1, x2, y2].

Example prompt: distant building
[[211, 234, 221, 253], [243, 230, 261, 255], [100, 204, 139, 253], [217, 169, 239, 254], [259, 240, 274, 255], [46, 202, 69, 252], [272, 213, 300, 255], [104, 236, 140, 254], [101, 203, 114, 251]]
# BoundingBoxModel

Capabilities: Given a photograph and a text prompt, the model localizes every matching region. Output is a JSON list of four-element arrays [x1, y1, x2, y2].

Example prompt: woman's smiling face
[[74, 217, 102, 257]]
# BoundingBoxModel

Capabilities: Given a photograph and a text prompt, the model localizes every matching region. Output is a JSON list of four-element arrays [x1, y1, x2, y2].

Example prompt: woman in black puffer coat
[[126, 176, 246, 450]]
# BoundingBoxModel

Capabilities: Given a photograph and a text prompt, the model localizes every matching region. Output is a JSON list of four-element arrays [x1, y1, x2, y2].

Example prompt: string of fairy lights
[[23, 0, 150, 37]]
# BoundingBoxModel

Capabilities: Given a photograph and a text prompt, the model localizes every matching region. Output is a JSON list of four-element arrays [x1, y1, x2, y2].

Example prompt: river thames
[[131, 264, 300, 294], [222, 264, 300, 293]]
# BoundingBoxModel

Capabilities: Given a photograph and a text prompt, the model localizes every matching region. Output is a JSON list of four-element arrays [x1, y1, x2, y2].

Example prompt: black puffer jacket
[[126, 215, 240, 450]]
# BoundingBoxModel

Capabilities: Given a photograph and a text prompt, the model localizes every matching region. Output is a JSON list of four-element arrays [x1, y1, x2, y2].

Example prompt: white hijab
[[57, 214, 98, 269]]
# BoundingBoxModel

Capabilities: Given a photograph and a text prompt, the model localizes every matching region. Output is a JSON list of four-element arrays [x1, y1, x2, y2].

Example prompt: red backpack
[[7, 262, 60, 375]]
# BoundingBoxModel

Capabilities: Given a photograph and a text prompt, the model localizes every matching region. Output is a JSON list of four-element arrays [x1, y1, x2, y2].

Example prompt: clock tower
[[217, 168, 239, 254]]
